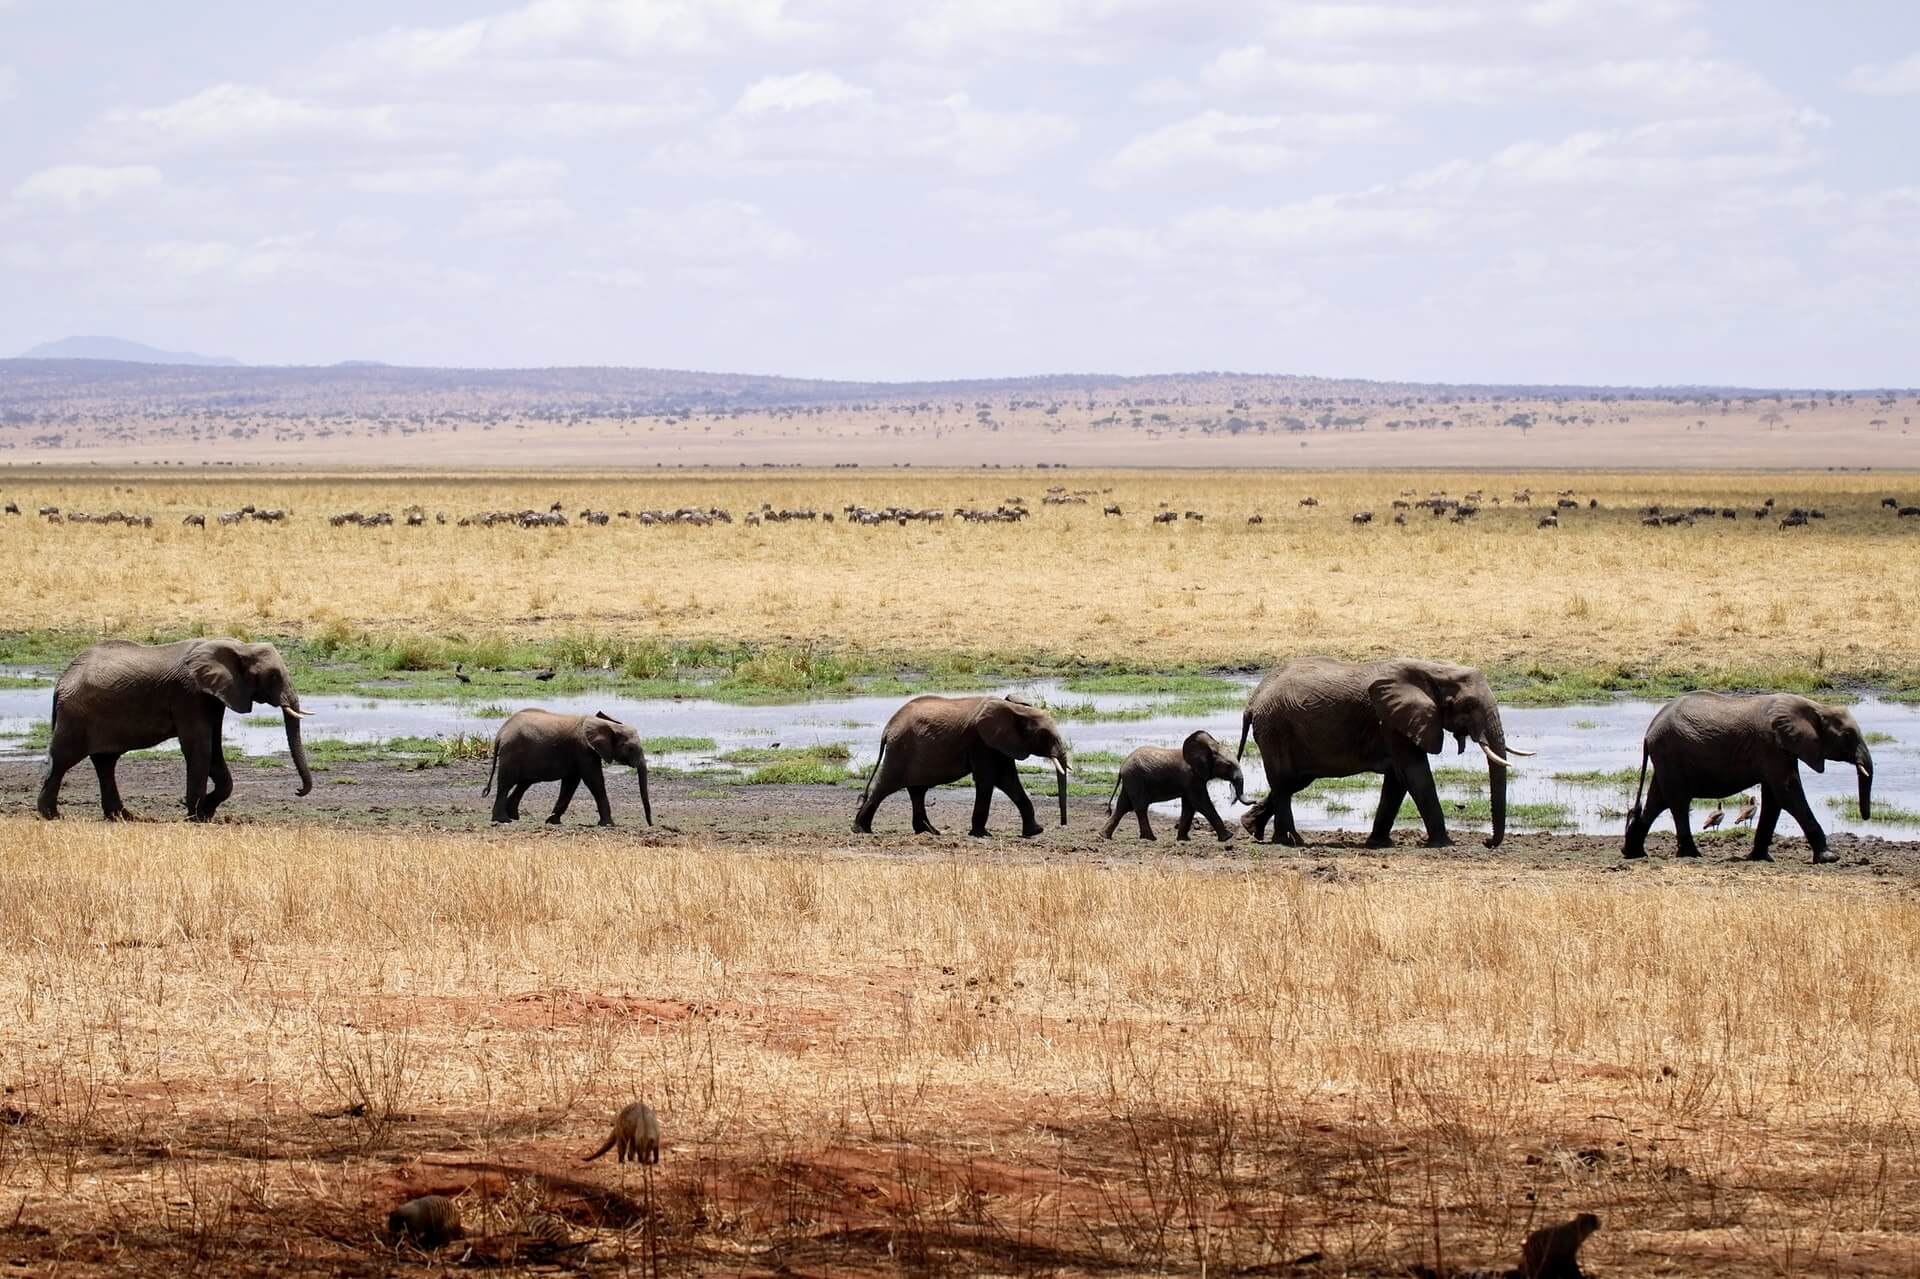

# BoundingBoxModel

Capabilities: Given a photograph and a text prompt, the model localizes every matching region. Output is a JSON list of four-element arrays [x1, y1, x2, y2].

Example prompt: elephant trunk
[[1054, 750, 1072, 826], [1228, 764, 1246, 806], [283, 702, 314, 796], [1481, 718, 1509, 848], [1857, 742, 1874, 821], [637, 757, 654, 826]]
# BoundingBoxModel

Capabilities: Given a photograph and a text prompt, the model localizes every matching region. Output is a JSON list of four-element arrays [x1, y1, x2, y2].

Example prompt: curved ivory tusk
[[1477, 739, 1513, 768], [1505, 746, 1536, 757], [1054, 757, 1072, 776], [1858, 762, 1873, 778], [282, 704, 312, 719]]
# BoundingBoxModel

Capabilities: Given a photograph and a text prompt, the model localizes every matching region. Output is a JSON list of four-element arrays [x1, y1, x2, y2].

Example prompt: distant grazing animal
[[1247, 513, 1263, 525], [1103, 504, 1121, 516], [1884, 497, 1900, 509], [1778, 512, 1808, 529], [1299, 496, 1319, 507], [1351, 510, 1373, 525], [1102, 731, 1247, 842], [1520, 1213, 1600, 1279], [388, 1196, 463, 1249], [1153, 510, 1177, 524], [1537, 515, 1558, 528], [484, 709, 653, 827], [582, 1101, 660, 1164], [182, 514, 205, 527], [3, 502, 19, 515], [1901, 506, 1920, 518], [1392, 513, 1406, 525]]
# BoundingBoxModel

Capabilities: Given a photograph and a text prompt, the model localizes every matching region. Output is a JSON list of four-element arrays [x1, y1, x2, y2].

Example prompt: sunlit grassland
[[2, 469, 1917, 692], [0, 820, 1917, 1273]]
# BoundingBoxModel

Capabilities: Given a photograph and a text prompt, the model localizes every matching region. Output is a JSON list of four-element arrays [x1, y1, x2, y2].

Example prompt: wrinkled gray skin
[[1237, 656, 1525, 849], [37, 638, 313, 821], [1103, 730, 1246, 841], [484, 708, 652, 827], [1623, 691, 1871, 864], [854, 695, 1073, 837]]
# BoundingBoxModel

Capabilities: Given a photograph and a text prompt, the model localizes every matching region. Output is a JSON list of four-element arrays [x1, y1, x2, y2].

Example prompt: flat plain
[[3, 449, 1920, 1274]]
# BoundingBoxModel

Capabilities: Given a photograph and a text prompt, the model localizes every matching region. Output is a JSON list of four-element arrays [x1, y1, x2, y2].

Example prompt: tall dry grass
[[1, 819, 1917, 1272], [2, 469, 1918, 678]]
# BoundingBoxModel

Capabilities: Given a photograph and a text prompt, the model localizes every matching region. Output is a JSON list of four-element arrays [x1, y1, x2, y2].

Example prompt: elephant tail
[[1236, 706, 1252, 761], [1626, 743, 1650, 829], [1105, 773, 1123, 814], [481, 740, 499, 796], [39, 690, 57, 779], [858, 737, 888, 805]]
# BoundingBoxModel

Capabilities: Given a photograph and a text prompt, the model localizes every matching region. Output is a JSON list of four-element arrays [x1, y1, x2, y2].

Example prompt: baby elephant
[[484, 709, 653, 827], [1103, 730, 1246, 841]]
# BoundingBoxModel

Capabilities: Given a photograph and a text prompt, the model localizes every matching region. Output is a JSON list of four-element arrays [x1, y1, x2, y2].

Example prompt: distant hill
[[17, 336, 242, 367]]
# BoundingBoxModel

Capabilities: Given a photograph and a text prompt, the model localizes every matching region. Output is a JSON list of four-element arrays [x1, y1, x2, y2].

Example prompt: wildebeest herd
[[33, 639, 1873, 865]]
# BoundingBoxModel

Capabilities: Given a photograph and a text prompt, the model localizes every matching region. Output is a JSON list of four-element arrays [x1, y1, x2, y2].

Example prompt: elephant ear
[[1368, 674, 1443, 754], [970, 700, 1033, 758], [185, 642, 253, 713], [1770, 699, 1826, 772], [581, 716, 621, 761], [1182, 731, 1218, 778]]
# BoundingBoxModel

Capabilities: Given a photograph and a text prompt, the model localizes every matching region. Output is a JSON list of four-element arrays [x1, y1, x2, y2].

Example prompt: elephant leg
[[1174, 797, 1195, 841], [995, 758, 1042, 838], [1101, 789, 1130, 839], [506, 780, 532, 821], [581, 759, 613, 826], [854, 756, 903, 833], [908, 786, 940, 835], [1131, 781, 1157, 839], [1366, 772, 1409, 848], [1195, 790, 1231, 841], [1781, 776, 1832, 863], [1273, 778, 1311, 846], [1623, 772, 1666, 858], [1668, 785, 1698, 858], [969, 770, 996, 837], [548, 775, 580, 824], [492, 773, 519, 823], [180, 723, 213, 821], [1750, 783, 1782, 861], [91, 753, 130, 820], [197, 745, 233, 820], [38, 734, 87, 820], [1401, 762, 1452, 848], [1238, 794, 1270, 840]]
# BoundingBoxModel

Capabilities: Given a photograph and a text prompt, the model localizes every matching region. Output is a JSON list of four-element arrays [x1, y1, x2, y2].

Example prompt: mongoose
[[1520, 1212, 1600, 1279], [387, 1194, 463, 1248], [582, 1101, 660, 1164]]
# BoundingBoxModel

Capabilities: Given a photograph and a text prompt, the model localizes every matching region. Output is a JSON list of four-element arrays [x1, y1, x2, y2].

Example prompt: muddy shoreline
[[9, 756, 1917, 879]]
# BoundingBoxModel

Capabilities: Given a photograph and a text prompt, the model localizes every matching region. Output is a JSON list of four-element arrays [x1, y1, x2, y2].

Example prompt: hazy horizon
[[4, 2, 1917, 386]]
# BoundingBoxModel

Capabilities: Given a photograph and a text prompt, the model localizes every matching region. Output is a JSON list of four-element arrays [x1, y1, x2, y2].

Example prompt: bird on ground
[[1701, 804, 1725, 830], [453, 663, 471, 685], [534, 669, 556, 681], [1735, 795, 1758, 826]]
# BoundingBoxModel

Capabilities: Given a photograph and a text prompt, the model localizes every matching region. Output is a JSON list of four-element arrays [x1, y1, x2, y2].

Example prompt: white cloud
[[109, 83, 401, 148], [659, 79, 1074, 176], [1844, 52, 1920, 96], [1175, 197, 1442, 253], [13, 164, 163, 209], [1104, 109, 1392, 183], [456, 196, 574, 239], [363, 0, 821, 74], [1492, 110, 1825, 187], [1054, 226, 1165, 263], [929, 187, 1069, 233], [628, 199, 804, 262], [349, 158, 566, 196]]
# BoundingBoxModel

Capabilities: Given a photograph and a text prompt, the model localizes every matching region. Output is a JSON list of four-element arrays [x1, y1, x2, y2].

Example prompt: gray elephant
[[1237, 657, 1529, 848], [483, 709, 653, 826], [1623, 692, 1871, 863], [1102, 730, 1246, 841], [37, 638, 313, 821], [854, 695, 1072, 837]]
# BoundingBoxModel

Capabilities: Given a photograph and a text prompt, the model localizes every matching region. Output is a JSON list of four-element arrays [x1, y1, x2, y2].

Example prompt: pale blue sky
[[3, 1, 1917, 384]]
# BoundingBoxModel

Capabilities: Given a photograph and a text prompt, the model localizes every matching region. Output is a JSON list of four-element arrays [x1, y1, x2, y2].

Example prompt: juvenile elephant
[[1623, 692, 1871, 864], [37, 638, 313, 821], [1237, 657, 1530, 848], [483, 709, 653, 827], [853, 695, 1072, 837], [1102, 730, 1246, 841]]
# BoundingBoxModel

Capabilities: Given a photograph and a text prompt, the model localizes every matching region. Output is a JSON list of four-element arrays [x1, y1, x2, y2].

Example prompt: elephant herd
[[32, 639, 1875, 864]]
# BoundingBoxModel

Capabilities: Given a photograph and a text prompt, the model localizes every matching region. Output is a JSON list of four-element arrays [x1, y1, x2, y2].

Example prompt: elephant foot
[[968, 826, 991, 838], [598, 818, 616, 827], [186, 811, 214, 824], [1215, 831, 1234, 843], [852, 818, 874, 835], [1482, 836, 1503, 849], [1811, 847, 1837, 865], [1365, 834, 1394, 849], [1621, 847, 1646, 860], [1676, 846, 1701, 858], [545, 815, 563, 825], [105, 809, 144, 823], [36, 809, 58, 821], [912, 822, 942, 836], [1747, 848, 1775, 862], [1421, 836, 1455, 849], [1020, 823, 1044, 839]]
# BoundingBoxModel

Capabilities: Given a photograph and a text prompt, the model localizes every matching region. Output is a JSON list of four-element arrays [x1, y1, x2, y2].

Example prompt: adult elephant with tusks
[[854, 695, 1072, 836], [37, 638, 313, 821], [1622, 692, 1871, 864], [1236, 656, 1530, 848]]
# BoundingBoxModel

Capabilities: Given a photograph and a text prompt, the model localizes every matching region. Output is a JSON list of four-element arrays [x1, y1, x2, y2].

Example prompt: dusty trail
[[8, 755, 1915, 877]]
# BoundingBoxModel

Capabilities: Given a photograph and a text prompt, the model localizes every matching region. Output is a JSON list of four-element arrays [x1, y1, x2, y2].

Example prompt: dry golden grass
[[3, 468, 1918, 678], [1, 820, 1916, 1274]]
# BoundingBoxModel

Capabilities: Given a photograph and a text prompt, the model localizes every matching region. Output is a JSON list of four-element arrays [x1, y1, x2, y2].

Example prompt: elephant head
[[584, 711, 652, 825], [185, 640, 313, 796], [1367, 660, 1532, 847], [1183, 729, 1246, 805], [1771, 696, 1873, 819], [970, 698, 1074, 825]]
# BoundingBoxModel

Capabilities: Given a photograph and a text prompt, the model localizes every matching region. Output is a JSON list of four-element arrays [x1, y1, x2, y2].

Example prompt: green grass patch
[[1865, 730, 1898, 745], [0, 675, 47, 691], [718, 743, 852, 766], [1069, 750, 1130, 766], [1059, 673, 1244, 696], [1571, 719, 1602, 730], [1827, 796, 1918, 823], [1551, 768, 1640, 786], [644, 735, 717, 754], [736, 758, 862, 785], [1298, 774, 1381, 794]]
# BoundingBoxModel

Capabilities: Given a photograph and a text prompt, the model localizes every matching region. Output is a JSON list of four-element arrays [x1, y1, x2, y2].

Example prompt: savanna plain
[[3, 466, 1920, 1276]]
